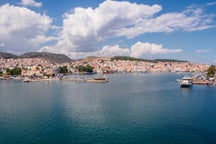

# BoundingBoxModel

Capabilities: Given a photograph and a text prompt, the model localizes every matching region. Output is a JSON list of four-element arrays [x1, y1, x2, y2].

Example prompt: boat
[[102, 71, 110, 74], [22, 77, 40, 82], [14, 76, 24, 81], [86, 78, 109, 83], [179, 76, 193, 87]]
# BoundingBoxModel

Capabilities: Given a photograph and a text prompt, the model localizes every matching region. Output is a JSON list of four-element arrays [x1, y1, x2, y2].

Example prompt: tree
[[85, 65, 93, 73], [75, 65, 94, 73], [75, 65, 86, 72], [6, 68, 10, 75], [13, 67, 22, 75], [207, 65, 216, 78], [58, 66, 68, 74], [6, 67, 22, 76]]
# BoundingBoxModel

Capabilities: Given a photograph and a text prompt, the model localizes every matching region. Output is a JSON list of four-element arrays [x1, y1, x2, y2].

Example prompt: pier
[[192, 79, 213, 85], [61, 76, 109, 83]]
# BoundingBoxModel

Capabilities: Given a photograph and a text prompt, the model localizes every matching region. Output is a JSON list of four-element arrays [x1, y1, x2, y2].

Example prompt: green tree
[[6, 67, 22, 76], [75, 65, 86, 72], [59, 66, 68, 74], [75, 65, 94, 73], [6, 68, 10, 75], [85, 65, 93, 73], [207, 65, 216, 77], [13, 67, 22, 75]]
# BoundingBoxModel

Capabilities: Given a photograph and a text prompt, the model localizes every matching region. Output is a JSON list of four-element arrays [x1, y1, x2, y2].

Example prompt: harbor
[[178, 74, 216, 87], [0, 75, 109, 83], [2, 72, 216, 85]]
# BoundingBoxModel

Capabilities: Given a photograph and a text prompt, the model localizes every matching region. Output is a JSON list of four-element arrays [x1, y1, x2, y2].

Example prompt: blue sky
[[0, 0, 216, 64]]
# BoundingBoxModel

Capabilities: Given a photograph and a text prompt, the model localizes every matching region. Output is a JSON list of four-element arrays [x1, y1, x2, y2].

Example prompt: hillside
[[0, 52, 188, 64], [0, 52, 18, 59], [19, 52, 72, 64], [111, 56, 187, 63], [153, 59, 187, 63]]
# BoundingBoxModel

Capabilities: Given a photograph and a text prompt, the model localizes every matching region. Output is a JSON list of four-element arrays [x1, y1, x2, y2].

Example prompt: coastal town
[[73, 57, 208, 73], [0, 56, 208, 75], [0, 52, 215, 84]]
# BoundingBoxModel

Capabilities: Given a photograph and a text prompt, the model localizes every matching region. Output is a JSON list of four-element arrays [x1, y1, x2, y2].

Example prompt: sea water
[[0, 73, 216, 144]]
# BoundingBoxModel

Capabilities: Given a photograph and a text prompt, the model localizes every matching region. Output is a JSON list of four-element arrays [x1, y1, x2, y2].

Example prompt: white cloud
[[40, 41, 181, 59], [195, 49, 211, 53], [127, 6, 216, 35], [98, 42, 181, 59], [20, 0, 42, 7], [28, 35, 57, 47], [206, 1, 216, 6], [0, 4, 52, 53], [0, 43, 5, 47], [40, 44, 130, 59], [41, 0, 215, 58], [99, 45, 130, 56], [40, 0, 162, 54], [130, 42, 182, 58]]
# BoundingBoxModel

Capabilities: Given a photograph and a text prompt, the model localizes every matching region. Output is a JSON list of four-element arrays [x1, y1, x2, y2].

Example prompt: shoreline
[[1, 72, 216, 85]]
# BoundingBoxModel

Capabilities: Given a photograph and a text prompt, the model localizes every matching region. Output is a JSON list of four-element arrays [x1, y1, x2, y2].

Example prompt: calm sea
[[0, 73, 216, 144]]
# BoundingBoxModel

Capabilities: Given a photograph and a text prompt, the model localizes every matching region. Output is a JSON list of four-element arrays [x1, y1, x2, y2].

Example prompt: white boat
[[176, 79, 182, 83], [179, 76, 193, 87], [86, 78, 109, 83], [22, 77, 40, 82]]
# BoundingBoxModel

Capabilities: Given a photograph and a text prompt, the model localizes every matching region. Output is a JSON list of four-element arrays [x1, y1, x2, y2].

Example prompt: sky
[[0, 0, 216, 64]]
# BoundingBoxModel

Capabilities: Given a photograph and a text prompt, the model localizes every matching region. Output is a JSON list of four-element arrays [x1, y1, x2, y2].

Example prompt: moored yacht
[[179, 76, 193, 87]]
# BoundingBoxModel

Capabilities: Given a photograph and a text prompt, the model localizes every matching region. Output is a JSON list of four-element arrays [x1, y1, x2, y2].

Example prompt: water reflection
[[1, 73, 216, 144], [180, 87, 192, 93]]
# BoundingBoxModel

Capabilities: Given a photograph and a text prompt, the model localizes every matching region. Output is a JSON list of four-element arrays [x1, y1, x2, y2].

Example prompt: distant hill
[[111, 56, 150, 62], [0, 52, 188, 64], [77, 56, 110, 62], [111, 56, 187, 63], [19, 52, 72, 64], [0, 51, 72, 64], [0, 52, 18, 59], [153, 59, 187, 63]]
